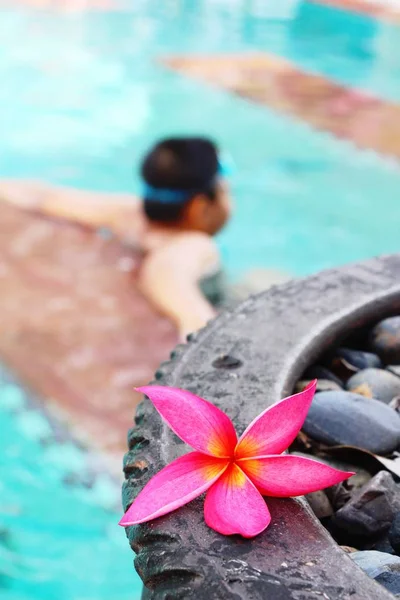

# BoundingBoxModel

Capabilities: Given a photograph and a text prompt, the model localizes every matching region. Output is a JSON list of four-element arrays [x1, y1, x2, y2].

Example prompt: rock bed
[[294, 316, 400, 598]]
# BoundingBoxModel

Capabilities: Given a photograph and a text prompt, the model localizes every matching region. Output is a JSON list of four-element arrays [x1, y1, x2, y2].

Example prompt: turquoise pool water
[[2, 2, 400, 599], [0, 371, 140, 600], [1, 0, 400, 278]]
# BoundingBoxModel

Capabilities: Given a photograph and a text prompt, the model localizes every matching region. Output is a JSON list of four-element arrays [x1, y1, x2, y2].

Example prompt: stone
[[369, 317, 400, 365], [328, 347, 382, 380], [303, 365, 343, 387], [333, 472, 400, 539], [346, 368, 400, 404], [314, 455, 371, 492], [305, 490, 333, 519], [348, 468, 373, 492], [303, 391, 400, 454], [352, 549, 400, 596], [373, 536, 395, 555], [338, 348, 382, 370], [389, 366, 400, 378], [341, 546, 358, 553], [295, 378, 342, 394], [375, 571, 400, 596], [325, 482, 352, 512], [350, 550, 400, 579], [292, 452, 359, 511], [389, 512, 400, 555]]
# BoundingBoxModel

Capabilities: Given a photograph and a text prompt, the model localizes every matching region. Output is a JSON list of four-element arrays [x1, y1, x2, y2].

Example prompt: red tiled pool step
[[163, 53, 400, 161], [310, 0, 400, 23], [0, 202, 177, 468]]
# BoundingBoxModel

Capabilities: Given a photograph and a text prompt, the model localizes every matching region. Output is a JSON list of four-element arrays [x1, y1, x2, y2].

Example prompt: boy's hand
[[0, 180, 47, 209]]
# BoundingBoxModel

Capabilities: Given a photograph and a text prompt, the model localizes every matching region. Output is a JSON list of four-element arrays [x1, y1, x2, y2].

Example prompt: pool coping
[[123, 253, 400, 599]]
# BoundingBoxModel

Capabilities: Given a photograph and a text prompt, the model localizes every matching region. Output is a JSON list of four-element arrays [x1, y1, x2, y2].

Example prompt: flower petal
[[204, 463, 271, 538], [137, 386, 237, 457], [119, 452, 228, 526], [235, 380, 317, 459], [239, 454, 354, 497]]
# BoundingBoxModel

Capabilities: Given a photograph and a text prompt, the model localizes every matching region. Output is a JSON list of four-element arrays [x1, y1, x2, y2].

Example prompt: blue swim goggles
[[142, 155, 235, 205]]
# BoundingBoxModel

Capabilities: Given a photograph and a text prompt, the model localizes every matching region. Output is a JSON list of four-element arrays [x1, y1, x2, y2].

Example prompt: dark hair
[[141, 137, 219, 222]]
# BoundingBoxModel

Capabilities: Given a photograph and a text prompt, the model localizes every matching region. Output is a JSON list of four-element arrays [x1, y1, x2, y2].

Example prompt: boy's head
[[140, 137, 231, 235]]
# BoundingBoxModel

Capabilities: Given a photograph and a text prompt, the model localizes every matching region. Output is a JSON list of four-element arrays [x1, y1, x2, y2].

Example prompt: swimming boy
[[0, 137, 231, 339]]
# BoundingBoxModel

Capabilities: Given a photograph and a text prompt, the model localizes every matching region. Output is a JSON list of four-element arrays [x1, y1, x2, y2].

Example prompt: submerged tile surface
[[163, 53, 400, 160], [0, 202, 177, 464], [310, 0, 400, 22]]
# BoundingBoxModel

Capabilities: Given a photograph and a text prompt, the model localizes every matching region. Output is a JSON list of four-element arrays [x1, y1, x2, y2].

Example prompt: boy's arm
[[0, 180, 220, 338], [138, 233, 219, 340], [0, 179, 136, 235]]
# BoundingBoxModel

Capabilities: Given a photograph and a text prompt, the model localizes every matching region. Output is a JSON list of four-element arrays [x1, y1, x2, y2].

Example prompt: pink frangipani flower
[[120, 380, 353, 538]]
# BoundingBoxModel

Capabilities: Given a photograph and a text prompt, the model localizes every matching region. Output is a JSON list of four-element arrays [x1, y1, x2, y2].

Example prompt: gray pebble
[[303, 391, 400, 454], [305, 490, 333, 519], [346, 368, 400, 404], [328, 347, 382, 379], [295, 379, 342, 394], [376, 571, 400, 596], [303, 365, 343, 387], [369, 317, 400, 365], [389, 512, 400, 555], [334, 472, 400, 539], [350, 550, 400, 579]]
